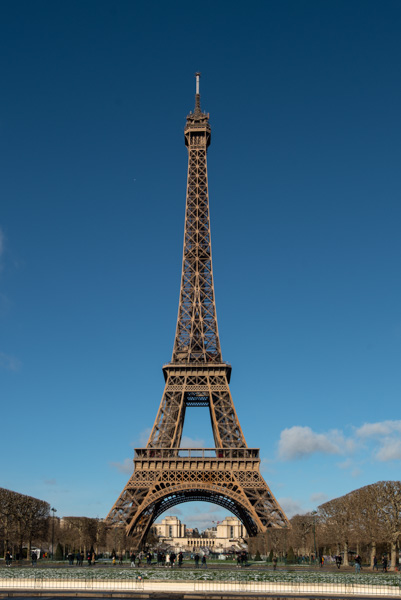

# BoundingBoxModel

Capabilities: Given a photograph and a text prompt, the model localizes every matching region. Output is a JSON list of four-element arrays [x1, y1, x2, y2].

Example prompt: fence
[[1, 576, 401, 596]]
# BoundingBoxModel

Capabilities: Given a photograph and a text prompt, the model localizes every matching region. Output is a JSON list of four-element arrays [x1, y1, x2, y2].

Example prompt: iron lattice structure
[[106, 75, 289, 548]]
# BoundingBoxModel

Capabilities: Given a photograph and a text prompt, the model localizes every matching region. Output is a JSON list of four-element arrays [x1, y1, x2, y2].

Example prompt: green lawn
[[0, 566, 400, 587]]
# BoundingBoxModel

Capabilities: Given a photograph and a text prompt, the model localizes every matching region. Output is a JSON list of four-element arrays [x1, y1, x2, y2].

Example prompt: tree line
[[0, 487, 49, 559], [249, 480, 401, 571], [0, 488, 138, 560], [318, 480, 401, 568], [2, 481, 400, 566]]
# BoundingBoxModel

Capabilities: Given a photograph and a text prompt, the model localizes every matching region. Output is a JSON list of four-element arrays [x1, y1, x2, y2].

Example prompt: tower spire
[[173, 72, 216, 363], [194, 71, 201, 115]]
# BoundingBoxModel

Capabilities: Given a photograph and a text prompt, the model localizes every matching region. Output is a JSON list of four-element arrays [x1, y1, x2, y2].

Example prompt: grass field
[[0, 566, 400, 587]]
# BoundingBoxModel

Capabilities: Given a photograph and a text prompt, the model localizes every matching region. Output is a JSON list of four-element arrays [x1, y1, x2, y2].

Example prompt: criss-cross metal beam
[[106, 74, 289, 548]]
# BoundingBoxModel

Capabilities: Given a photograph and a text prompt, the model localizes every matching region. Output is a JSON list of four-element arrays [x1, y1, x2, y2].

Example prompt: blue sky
[[1, 0, 400, 530]]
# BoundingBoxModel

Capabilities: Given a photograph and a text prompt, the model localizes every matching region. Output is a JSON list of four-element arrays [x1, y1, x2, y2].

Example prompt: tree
[[145, 527, 159, 549], [0, 488, 15, 557], [319, 493, 353, 565], [286, 546, 296, 564], [61, 517, 98, 556], [55, 542, 64, 560], [106, 524, 130, 556], [374, 481, 401, 571], [95, 519, 107, 554], [0, 488, 49, 558], [267, 528, 287, 558], [318, 481, 401, 570], [354, 483, 384, 567], [289, 514, 314, 558]]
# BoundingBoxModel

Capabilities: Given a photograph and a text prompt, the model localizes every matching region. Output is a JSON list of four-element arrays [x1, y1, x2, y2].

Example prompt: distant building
[[202, 525, 217, 538], [216, 517, 245, 541], [153, 516, 186, 538], [152, 515, 246, 552]]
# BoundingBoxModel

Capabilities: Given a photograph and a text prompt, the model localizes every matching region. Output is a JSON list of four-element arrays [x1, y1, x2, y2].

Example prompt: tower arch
[[126, 484, 260, 547]]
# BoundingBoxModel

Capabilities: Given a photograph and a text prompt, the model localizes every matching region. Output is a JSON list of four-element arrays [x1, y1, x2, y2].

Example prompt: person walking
[[178, 552, 183, 567], [130, 552, 136, 567], [201, 554, 207, 569], [194, 553, 200, 568], [272, 556, 278, 571], [354, 555, 361, 573]]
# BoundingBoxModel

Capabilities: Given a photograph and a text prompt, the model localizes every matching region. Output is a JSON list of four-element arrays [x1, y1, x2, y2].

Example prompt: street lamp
[[51, 507, 57, 559], [264, 529, 268, 560], [311, 511, 317, 564]]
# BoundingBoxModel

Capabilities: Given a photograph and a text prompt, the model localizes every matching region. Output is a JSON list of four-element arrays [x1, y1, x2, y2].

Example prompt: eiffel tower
[[106, 74, 289, 548]]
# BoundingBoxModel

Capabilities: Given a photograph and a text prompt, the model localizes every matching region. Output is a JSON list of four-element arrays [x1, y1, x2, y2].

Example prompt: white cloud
[[337, 458, 353, 470], [137, 428, 152, 447], [278, 426, 344, 460], [278, 497, 306, 518], [180, 436, 206, 448], [0, 352, 21, 372], [355, 421, 401, 463], [179, 505, 227, 530], [336, 458, 362, 477], [133, 429, 206, 450], [376, 438, 401, 461], [356, 420, 401, 438], [260, 457, 275, 473], [164, 507, 183, 516], [310, 492, 328, 505], [133, 429, 205, 450], [109, 457, 134, 474], [275, 419, 401, 471]]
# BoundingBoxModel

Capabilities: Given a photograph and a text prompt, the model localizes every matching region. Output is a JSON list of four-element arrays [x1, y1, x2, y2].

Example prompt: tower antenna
[[195, 72, 201, 95]]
